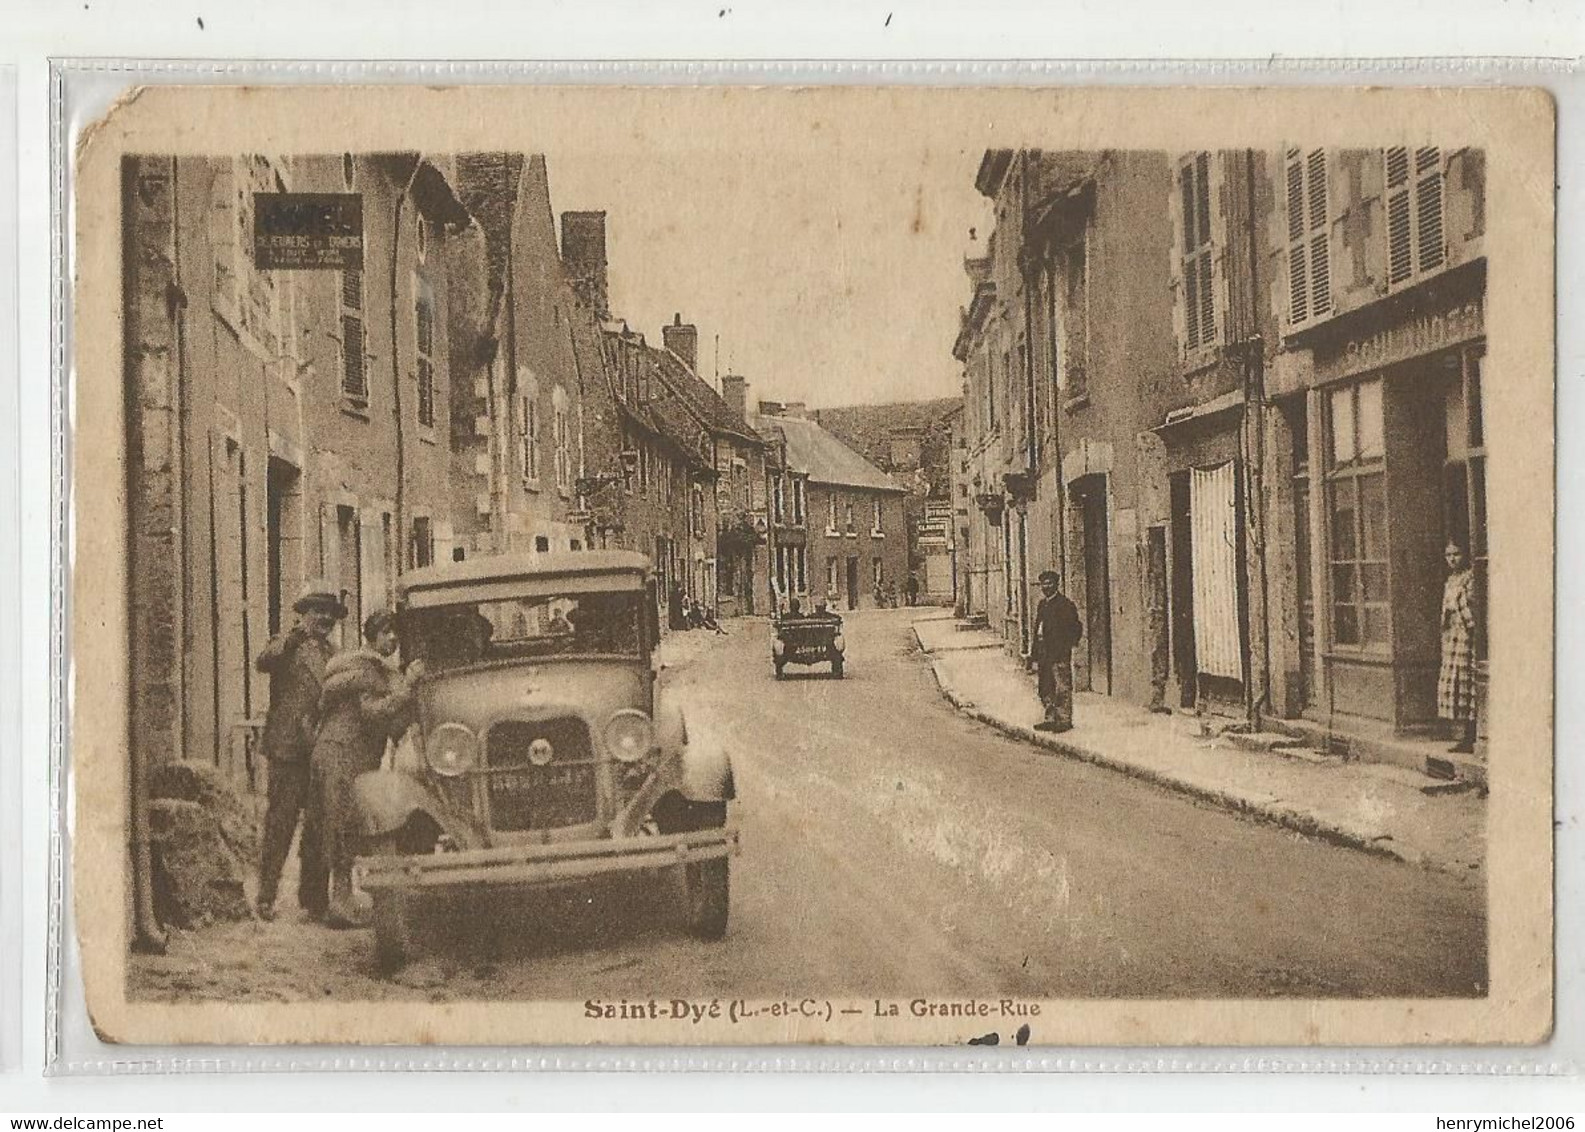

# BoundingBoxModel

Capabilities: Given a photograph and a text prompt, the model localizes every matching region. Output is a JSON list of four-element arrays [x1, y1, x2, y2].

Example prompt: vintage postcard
[[70, 84, 1554, 1046]]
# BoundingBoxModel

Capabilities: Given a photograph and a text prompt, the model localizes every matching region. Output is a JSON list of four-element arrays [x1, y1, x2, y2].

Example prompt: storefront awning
[[1152, 389, 1244, 433]]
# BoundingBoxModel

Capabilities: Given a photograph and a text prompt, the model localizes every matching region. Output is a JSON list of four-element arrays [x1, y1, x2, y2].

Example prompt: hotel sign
[[253, 193, 364, 270], [1318, 296, 1483, 382]]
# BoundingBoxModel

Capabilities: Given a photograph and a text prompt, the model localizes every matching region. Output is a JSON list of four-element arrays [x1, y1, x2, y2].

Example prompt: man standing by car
[[1030, 569, 1082, 733], [254, 580, 344, 921]]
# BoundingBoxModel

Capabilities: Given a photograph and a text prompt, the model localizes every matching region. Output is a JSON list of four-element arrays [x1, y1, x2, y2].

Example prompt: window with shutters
[[1177, 152, 1218, 353], [1063, 238, 1089, 400], [409, 515, 434, 570], [1285, 148, 1333, 326], [339, 267, 367, 401], [517, 380, 541, 485], [414, 277, 436, 428], [552, 386, 571, 492], [1384, 146, 1446, 290]]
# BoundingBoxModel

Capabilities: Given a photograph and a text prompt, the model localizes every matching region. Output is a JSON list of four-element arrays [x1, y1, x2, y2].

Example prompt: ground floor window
[[1325, 378, 1389, 650], [872, 557, 883, 589], [827, 556, 840, 598], [1442, 346, 1488, 660]]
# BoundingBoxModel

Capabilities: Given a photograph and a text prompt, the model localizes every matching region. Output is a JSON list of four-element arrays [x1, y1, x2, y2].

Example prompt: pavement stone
[[912, 617, 1485, 874]]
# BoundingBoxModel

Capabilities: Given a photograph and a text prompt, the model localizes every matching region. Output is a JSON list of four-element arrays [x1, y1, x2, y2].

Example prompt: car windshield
[[406, 591, 644, 671]]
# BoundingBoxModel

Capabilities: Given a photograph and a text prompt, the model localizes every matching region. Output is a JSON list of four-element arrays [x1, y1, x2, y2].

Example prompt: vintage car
[[351, 550, 738, 971], [771, 606, 845, 678]]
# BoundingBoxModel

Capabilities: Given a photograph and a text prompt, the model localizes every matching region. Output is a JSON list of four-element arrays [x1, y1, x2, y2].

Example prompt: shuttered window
[[1179, 153, 1216, 351], [339, 269, 366, 399], [414, 279, 435, 428], [1385, 146, 1446, 289], [1285, 148, 1333, 326]]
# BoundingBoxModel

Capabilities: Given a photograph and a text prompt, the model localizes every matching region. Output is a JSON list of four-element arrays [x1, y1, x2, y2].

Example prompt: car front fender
[[352, 769, 467, 844], [678, 736, 735, 802]]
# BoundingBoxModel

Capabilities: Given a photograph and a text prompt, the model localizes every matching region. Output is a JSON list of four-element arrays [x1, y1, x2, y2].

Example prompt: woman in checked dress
[[1438, 543, 1479, 754]]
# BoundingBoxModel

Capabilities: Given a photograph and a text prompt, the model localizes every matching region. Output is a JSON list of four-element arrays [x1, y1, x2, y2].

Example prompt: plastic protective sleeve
[[43, 56, 1585, 1077]]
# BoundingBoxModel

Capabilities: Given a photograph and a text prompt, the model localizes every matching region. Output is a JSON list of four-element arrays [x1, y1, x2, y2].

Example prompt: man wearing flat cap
[[253, 579, 345, 921], [1030, 569, 1082, 733]]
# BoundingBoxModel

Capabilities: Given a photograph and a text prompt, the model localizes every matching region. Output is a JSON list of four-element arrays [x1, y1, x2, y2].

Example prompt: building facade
[[126, 151, 474, 786], [813, 398, 961, 604], [750, 402, 909, 611], [952, 145, 1487, 765]]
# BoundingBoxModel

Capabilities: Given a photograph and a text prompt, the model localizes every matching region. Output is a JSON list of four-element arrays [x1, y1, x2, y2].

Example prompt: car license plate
[[492, 762, 592, 796], [489, 761, 597, 830]]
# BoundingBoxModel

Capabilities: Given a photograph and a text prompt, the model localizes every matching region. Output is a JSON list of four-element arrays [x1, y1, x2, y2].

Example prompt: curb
[[915, 629, 1430, 870]]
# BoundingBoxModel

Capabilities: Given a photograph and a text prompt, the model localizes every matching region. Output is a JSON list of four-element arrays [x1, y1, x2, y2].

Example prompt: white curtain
[[1190, 462, 1243, 681]]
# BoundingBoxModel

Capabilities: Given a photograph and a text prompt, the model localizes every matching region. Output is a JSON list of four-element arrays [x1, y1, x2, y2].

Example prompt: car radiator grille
[[485, 719, 598, 832]]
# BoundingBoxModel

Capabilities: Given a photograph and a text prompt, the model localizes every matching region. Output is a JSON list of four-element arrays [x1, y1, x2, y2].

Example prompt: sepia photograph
[[68, 84, 1554, 1047]]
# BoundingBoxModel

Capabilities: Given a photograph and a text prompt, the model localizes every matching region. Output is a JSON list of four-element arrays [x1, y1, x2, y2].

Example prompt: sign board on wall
[[253, 193, 364, 270]]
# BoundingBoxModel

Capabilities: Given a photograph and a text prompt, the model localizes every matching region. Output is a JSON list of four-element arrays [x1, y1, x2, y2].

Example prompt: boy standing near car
[[254, 580, 344, 922], [1030, 569, 1082, 733]]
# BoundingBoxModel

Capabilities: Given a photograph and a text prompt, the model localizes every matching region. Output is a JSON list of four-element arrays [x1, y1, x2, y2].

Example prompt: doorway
[[1071, 475, 1112, 695], [265, 457, 301, 638], [1169, 471, 1198, 707], [846, 556, 859, 610]]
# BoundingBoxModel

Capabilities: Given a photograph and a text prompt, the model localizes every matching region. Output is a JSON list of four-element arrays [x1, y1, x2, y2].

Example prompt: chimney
[[662, 313, 699, 372], [560, 211, 609, 320], [721, 374, 748, 422]]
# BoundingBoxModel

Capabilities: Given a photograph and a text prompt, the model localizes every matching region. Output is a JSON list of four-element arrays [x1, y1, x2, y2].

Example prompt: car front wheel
[[684, 857, 730, 940], [831, 655, 844, 678]]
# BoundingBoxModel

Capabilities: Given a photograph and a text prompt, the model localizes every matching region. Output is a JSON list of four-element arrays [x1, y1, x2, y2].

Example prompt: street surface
[[130, 609, 1486, 1002]]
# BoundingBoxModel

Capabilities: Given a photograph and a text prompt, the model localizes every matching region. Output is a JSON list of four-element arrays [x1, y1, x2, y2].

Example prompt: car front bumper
[[355, 826, 740, 893]]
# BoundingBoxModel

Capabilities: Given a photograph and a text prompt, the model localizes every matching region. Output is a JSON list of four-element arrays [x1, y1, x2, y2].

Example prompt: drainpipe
[[1241, 148, 1272, 731], [391, 156, 423, 575]]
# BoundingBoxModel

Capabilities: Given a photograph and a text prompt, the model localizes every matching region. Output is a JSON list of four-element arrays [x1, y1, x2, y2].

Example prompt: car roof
[[397, 550, 652, 599]]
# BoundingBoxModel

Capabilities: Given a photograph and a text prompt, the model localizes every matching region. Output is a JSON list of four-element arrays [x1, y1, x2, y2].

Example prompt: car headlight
[[426, 722, 479, 777], [773, 638, 786, 656], [604, 709, 656, 763], [832, 634, 845, 652]]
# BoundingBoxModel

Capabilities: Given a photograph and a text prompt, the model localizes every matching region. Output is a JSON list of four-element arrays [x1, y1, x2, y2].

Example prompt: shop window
[[1443, 348, 1488, 660], [1326, 379, 1389, 649]]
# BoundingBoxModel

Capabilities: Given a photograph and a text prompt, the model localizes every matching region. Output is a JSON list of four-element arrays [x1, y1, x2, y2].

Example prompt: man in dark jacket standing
[[254, 580, 344, 921], [1030, 569, 1082, 733]]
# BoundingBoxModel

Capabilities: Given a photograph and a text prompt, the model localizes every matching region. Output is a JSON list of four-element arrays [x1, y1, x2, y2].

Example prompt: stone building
[[448, 153, 597, 561], [749, 402, 908, 611], [953, 144, 1488, 773], [125, 151, 474, 789], [813, 398, 961, 603]]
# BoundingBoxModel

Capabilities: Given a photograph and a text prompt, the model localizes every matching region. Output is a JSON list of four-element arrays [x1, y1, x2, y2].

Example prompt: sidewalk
[[912, 614, 1484, 874]]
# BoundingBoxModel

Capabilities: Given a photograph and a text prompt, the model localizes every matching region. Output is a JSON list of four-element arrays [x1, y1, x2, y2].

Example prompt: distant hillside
[[812, 397, 961, 500]]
